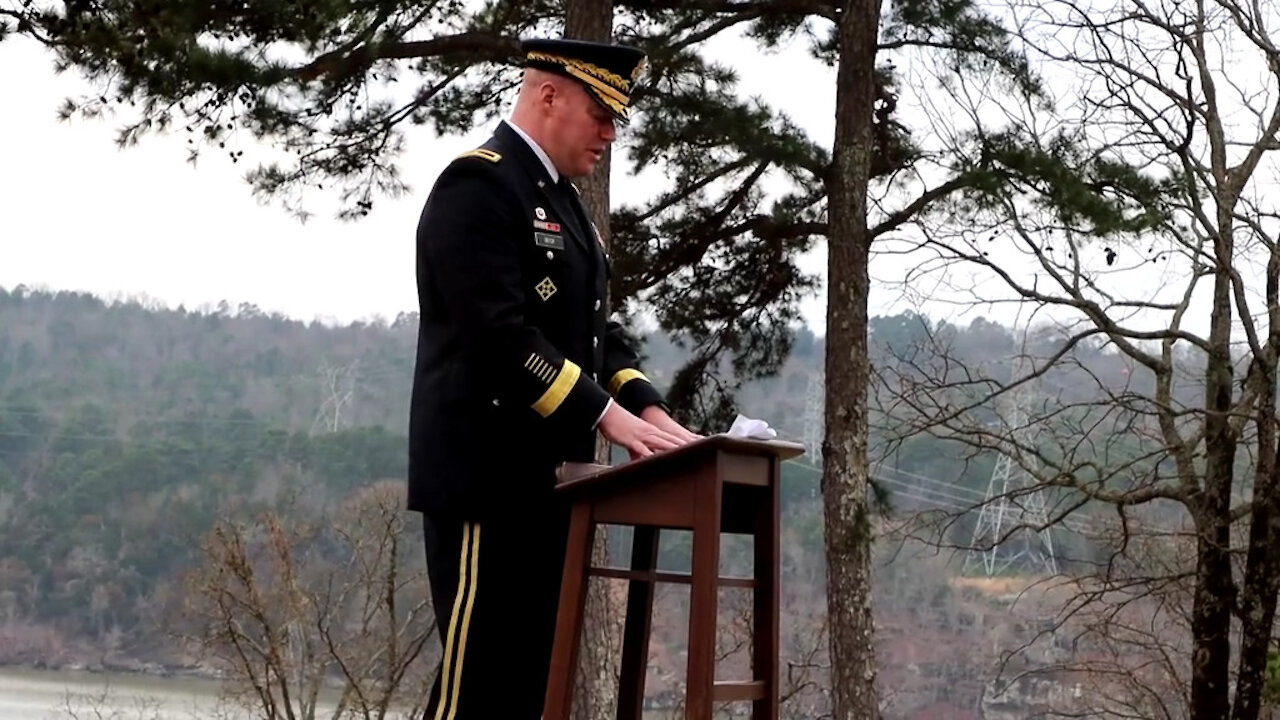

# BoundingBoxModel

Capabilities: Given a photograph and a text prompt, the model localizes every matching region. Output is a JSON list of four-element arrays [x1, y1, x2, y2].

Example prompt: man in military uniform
[[407, 37, 700, 719]]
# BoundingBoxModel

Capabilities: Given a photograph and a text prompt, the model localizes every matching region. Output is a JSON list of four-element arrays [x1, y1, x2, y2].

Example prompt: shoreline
[[0, 659, 224, 684], [0, 664, 430, 720], [0, 665, 246, 720]]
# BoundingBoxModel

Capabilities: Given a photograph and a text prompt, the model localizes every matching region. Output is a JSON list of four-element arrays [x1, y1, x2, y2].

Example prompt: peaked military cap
[[521, 37, 648, 123]]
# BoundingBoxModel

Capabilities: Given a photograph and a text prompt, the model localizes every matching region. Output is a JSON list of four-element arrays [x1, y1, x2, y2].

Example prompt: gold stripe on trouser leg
[[433, 522, 473, 720], [446, 523, 481, 720]]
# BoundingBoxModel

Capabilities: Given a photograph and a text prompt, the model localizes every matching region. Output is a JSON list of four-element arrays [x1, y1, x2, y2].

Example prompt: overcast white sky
[[6, 10, 1271, 354], [0, 32, 859, 333]]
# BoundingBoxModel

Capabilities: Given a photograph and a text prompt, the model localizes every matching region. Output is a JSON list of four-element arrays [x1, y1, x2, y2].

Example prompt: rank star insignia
[[535, 277, 557, 301]]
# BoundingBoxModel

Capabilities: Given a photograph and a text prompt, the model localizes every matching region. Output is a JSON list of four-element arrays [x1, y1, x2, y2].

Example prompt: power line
[[784, 459, 1096, 537]]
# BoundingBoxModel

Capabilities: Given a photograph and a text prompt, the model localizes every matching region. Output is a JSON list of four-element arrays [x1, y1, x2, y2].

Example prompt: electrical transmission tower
[[311, 359, 360, 434], [965, 342, 1059, 577]]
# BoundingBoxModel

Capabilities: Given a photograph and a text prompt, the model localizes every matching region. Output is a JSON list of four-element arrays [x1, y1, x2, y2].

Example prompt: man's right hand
[[598, 402, 689, 459]]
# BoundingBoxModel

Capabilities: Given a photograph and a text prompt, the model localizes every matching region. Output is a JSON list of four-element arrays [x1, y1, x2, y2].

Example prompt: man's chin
[[566, 164, 596, 180]]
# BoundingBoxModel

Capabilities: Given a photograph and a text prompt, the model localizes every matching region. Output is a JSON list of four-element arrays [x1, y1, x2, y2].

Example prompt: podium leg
[[686, 473, 722, 720], [753, 466, 781, 719], [544, 502, 595, 720], [617, 526, 660, 720]]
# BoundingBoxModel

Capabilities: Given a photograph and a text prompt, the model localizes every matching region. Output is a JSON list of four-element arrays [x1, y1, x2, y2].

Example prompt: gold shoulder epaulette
[[456, 148, 501, 163]]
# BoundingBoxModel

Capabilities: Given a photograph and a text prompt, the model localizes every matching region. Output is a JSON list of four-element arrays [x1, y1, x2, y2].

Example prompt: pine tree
[[3, 2, 1171, 716], [0, 0, 817, 426]]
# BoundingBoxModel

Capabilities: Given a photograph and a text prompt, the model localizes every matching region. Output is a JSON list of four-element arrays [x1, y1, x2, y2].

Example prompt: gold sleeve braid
[[533, 360, 583, 417], [608, 369, 649, 396]]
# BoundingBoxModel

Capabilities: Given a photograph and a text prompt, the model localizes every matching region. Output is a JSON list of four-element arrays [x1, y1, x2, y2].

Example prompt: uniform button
[[492, 398, 500, 406], [594, 299, 601, 311], [592, 336, 598, 348], [546, 251, 554, 260]]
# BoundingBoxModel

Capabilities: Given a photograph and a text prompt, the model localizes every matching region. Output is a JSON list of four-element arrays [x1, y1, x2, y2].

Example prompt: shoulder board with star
[[455, 148, 502, 164]]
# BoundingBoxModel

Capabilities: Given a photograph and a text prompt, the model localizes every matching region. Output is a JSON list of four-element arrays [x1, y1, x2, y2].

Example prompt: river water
[[0, 667, 306, 720], [0, 668, 671, 719]]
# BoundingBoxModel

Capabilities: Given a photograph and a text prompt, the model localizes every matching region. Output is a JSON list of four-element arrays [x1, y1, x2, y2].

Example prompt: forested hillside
[[0, 285, 830, 669], [0, 285, 1165, 716]]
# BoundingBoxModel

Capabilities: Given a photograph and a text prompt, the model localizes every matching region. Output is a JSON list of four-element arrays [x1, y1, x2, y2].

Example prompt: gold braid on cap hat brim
[[527, 51, 630, 92], [526, 50, 634, 118]]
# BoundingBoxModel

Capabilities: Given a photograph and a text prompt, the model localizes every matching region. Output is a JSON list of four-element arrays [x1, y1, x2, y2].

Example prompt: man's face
[[546, 81, 618, 178]]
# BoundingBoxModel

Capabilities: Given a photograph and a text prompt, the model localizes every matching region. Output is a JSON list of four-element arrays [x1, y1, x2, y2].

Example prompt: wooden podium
[[542, 434, 805, 720]]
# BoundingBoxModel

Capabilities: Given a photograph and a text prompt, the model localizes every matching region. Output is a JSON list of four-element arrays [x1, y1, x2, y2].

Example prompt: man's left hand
[[640, 406, 703, 444]]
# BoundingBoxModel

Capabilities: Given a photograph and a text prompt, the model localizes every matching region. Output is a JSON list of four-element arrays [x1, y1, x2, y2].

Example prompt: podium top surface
[[555, 434, 805, 494]]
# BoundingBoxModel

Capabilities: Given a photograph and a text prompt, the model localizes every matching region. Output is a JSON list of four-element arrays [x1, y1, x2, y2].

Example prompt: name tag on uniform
[[534, 232, 565, 250]]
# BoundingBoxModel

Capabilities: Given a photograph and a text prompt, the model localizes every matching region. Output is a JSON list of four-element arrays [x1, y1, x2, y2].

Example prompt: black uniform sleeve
[[601, 320, 667, 415], [419, 158, 611, 430]]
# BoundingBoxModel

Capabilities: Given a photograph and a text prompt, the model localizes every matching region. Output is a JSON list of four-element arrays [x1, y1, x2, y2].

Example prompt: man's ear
[[538, 81, 559, 114]]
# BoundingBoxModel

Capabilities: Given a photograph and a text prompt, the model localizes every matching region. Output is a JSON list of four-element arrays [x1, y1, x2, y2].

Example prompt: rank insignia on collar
[[536, 277, 558, 301], [534, 220, 562, 232]]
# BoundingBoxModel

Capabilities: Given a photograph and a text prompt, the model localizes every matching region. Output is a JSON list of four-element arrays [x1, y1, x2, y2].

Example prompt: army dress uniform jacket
[[408, 122, 665, 519]]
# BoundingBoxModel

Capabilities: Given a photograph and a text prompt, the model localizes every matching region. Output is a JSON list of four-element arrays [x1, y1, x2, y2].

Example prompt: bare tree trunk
[[565, 3, 621, 720], [823, 1, 884, 719], [1231, 253, 1280, 720], [1191, 209, 1238, 719]]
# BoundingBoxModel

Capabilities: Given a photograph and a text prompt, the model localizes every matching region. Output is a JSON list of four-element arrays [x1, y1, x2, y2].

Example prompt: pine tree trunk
[[564, 3, 621, 720], [823, 1, 884, 719], [567, 0, 613, 239]]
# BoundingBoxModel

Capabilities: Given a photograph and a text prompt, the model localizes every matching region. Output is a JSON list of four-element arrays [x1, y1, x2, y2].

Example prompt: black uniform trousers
[[422, 497, 571, 719]]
